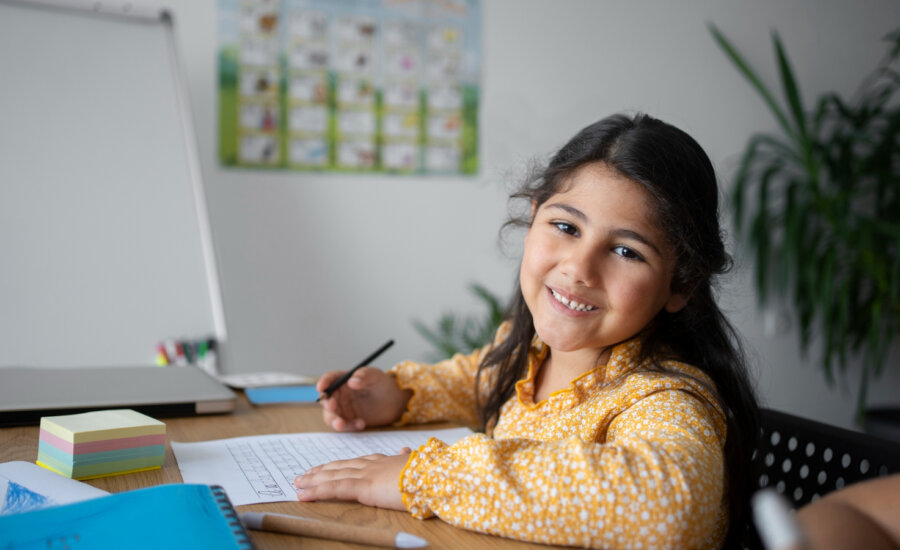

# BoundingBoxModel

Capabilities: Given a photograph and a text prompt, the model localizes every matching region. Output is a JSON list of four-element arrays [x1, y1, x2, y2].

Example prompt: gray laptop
[[0, 366, 236, 427]]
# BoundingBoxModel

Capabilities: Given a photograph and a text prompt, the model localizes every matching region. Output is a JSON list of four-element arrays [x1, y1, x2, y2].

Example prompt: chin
[[534, 329, 588, 352]]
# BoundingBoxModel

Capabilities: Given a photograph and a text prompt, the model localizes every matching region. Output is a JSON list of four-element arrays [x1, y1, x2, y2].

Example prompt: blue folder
[[0, 484, 254, 549]]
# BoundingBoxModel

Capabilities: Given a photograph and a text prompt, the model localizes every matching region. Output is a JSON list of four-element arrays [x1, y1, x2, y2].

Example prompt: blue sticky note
[[245, 385, 319, 404]]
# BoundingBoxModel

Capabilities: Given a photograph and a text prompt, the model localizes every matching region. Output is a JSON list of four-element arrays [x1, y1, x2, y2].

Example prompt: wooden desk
[[0, 396, 553, 549]]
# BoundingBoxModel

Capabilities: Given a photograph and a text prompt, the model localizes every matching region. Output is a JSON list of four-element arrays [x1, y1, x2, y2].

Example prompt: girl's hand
[[316, 367, 412, 432], [293, 449, 411, 510]]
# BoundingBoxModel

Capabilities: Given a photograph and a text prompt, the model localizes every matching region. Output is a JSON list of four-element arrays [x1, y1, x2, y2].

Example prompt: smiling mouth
[[550, 289, 597, 312]]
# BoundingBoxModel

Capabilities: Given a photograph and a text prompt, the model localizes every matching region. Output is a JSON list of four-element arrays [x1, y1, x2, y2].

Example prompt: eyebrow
[[544, 202, 587, 221], [543, 202, 664, 257]]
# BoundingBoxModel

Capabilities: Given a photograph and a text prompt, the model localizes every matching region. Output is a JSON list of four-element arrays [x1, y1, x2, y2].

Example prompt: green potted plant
[[413, 283, 506, 362], [709, 25, 900, 424]]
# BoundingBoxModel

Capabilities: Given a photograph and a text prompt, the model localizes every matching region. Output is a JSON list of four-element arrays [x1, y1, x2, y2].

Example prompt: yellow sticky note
[[40, 409, 165, 443]]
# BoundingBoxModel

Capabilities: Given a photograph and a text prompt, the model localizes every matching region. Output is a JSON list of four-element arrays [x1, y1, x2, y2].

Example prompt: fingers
[[315, 370, 346, 393], [328, 387, 367, 430], [317, 371, 363, 430], [317, 367, 391, 431], [320, 410, 364, 432], [327, 414, 365, 432], [316, 367, 380, 394], [344, 366, 381, 388], [293, 453, 408, 510], [294, 455, 384, 501], [301, 454, 387, 477], [295, 477, 367, 503]]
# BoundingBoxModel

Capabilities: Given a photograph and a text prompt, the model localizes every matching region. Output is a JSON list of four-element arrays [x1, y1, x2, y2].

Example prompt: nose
[[560, 242, 601, 287]]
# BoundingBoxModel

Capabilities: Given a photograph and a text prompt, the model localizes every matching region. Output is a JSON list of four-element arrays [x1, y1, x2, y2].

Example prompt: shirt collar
[[515, 337, 643, 406]]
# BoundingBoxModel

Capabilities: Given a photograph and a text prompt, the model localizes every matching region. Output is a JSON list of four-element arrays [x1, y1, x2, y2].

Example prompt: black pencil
[[316, 339, 395, 402]]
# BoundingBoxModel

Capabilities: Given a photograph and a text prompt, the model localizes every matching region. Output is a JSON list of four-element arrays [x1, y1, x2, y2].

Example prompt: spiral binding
[[210, 485, 256, 550]]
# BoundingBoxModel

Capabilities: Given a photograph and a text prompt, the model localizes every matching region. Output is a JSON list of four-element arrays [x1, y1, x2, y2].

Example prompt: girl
[[295, 113, 760, 550]]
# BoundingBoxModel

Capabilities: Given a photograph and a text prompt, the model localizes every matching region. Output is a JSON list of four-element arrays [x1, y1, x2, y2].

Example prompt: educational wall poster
[[218, 0, 481, 175]]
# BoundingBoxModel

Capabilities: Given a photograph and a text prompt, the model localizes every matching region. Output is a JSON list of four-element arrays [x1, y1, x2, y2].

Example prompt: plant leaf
[[773, 31, 809, 144], [413, 284, 508, 362], [709, 24, 797, 141]]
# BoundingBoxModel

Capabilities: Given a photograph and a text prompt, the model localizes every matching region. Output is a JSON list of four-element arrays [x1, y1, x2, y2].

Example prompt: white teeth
[[550, 289, 596, 312]]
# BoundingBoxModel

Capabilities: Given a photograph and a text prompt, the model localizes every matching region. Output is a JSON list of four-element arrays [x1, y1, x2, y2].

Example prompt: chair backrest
[[740, 408, 900, 550], [752, 408, 900, 508]]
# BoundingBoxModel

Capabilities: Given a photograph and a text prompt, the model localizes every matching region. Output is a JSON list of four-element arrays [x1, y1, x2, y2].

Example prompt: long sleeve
[[399, 385, 728, 550], [389, 349, 483, 428], [389, 324, 510, 428]]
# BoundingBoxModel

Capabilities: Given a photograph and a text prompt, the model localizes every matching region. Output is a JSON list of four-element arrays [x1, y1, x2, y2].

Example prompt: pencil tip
[[395, 532, 428, 548]]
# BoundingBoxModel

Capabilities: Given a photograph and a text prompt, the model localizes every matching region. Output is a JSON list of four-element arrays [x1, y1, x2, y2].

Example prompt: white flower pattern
[[390, 324, 728, 550]]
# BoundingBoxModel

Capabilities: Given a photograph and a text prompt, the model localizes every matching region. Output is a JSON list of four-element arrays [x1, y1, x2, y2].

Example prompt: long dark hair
[[476, 113, 759, 547]]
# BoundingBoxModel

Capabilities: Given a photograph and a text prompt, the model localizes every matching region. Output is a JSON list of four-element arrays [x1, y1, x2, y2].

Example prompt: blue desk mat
[[244, 385, 319, 404]]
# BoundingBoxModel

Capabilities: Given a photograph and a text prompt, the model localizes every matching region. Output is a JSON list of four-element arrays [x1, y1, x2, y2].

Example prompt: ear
[[664, 293, 688, 313], [530, 200, 537, 221]]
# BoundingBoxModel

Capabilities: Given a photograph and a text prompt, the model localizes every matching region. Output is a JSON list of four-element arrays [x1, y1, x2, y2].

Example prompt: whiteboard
[[0, 0, 226, 367]]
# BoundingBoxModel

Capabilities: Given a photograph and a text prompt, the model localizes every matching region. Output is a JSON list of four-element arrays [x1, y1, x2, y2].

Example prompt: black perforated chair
[[753, 408, 900, 504], [740, 407, 900, 549]]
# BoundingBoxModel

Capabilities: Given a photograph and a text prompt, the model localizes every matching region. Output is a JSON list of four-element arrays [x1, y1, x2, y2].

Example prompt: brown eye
[[553, 222, 578, 236], [613, 245, 643, 261]]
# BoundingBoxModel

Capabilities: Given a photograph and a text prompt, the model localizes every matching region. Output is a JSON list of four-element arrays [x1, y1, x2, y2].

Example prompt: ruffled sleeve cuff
[[399, 437, 450, 519]]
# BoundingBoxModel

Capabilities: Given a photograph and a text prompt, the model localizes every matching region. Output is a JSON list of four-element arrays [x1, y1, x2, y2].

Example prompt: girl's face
[[520, 162, 686, 358]]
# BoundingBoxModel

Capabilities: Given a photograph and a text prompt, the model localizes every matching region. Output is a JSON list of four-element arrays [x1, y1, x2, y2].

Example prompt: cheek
[[608, 271, 669, 313], [520, 233, 554, 284], [519, 243, 539, 293]]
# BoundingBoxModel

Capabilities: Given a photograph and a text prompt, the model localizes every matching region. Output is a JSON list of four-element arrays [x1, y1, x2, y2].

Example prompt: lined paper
[[172, 428, 472, 505]]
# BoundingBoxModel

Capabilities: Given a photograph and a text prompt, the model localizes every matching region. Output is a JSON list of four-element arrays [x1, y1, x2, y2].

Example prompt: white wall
[[167, 0, 900, 430]]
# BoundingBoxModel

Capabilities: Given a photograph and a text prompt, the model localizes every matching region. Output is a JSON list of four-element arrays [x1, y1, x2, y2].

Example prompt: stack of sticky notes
[[37, 409, 166, 480]]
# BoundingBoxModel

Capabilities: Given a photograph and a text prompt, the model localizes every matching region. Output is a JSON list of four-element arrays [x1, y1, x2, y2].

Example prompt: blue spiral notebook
[[0, 483, 254, 549]]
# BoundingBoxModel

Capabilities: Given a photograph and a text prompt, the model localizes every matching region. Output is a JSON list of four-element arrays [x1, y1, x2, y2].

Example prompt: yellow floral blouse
[[389, 325, 728, 550]]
